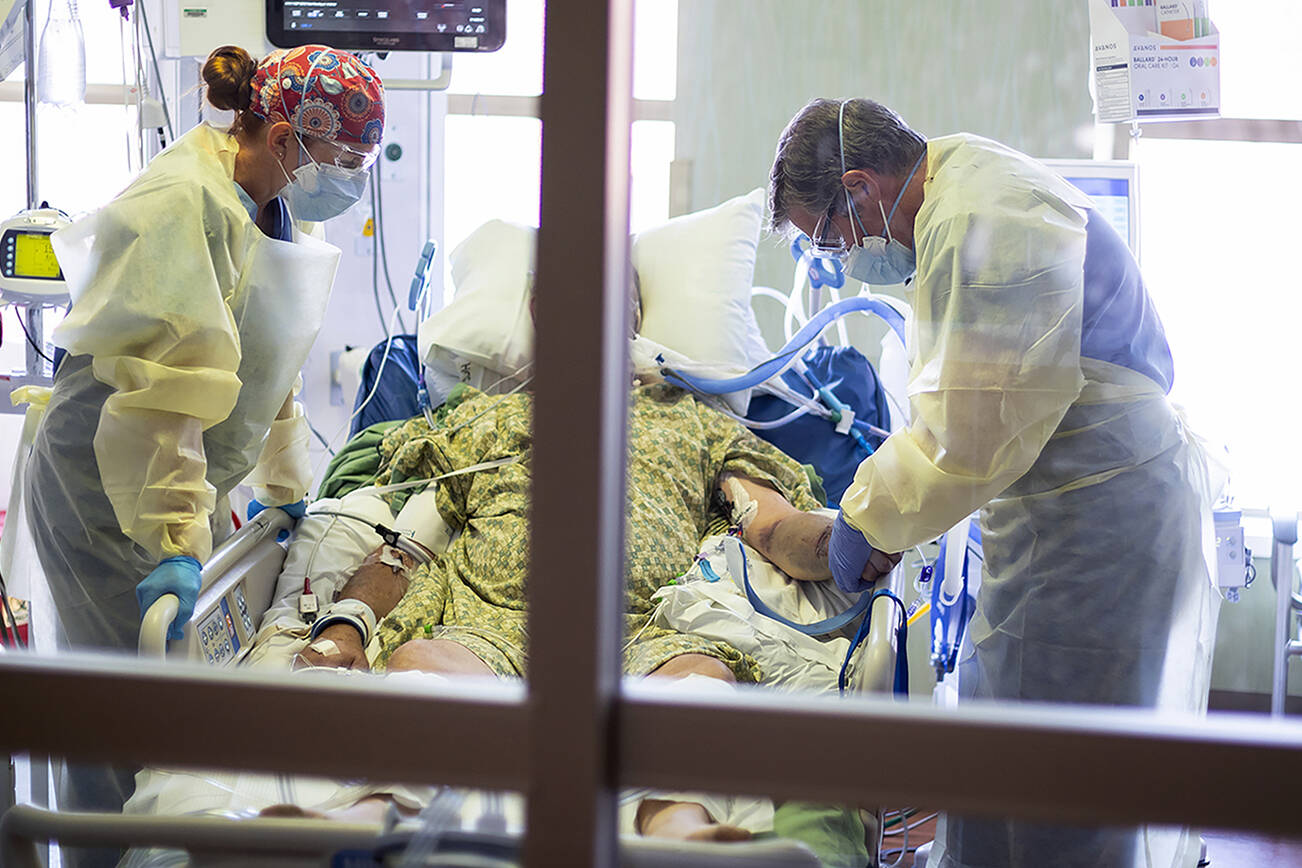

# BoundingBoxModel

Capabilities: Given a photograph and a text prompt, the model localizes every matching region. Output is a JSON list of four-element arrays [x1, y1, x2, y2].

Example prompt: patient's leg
[[635, 654, 752, 843], [386, 638, 496, 676], [260, 797, 403, 824]]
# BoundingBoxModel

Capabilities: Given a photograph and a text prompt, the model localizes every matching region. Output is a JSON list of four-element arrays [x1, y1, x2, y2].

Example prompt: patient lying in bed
[[293, 381, 896, 840]]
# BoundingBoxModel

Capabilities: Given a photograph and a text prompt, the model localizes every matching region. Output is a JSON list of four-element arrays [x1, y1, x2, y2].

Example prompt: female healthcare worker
[[19, 43, 383, 856], [769, 98, 1220, 868]]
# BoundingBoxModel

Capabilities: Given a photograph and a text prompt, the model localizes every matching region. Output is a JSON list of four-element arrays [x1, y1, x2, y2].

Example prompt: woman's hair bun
[[202, 45, 258, 112]]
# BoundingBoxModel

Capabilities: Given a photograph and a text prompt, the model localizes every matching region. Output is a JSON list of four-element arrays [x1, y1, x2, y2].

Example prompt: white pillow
[[632, 188, 771, 414], [418, 219, 536, 397], [420, 191, 772, 412]]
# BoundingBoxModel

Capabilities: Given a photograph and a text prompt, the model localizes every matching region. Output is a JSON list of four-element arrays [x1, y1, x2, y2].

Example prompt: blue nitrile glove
[[136, 556, 203, 641], [828, 511, 879, 594], [247, 499, 307, 521]]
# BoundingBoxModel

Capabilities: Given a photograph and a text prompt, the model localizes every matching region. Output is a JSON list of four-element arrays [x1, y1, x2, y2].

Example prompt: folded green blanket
[[316, 419, 403, 501]]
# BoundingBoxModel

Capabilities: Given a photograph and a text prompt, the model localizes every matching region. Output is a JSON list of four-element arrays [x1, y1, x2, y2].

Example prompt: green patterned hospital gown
[[373, 383, 822, 681]]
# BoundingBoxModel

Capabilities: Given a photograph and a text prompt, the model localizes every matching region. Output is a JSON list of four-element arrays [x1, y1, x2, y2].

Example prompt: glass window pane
[[37, 104, 137, 214], [633, 0, 677, 102], [0, 101, 26, 216], [630, 119, 674, 234], [1215, 0, 1302, 120], [1134, 137, 1302, 509], [441, 114, 542, 302]]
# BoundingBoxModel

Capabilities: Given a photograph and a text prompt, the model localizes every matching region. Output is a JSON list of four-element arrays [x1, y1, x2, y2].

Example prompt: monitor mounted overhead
[[267, 0, 505, 53]]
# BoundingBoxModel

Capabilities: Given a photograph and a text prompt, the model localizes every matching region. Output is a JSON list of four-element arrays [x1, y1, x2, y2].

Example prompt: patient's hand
[[294, 623, 370, 671]]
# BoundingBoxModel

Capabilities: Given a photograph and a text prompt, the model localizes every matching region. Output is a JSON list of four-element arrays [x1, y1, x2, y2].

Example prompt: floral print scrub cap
[[249, 45, 385, 144]]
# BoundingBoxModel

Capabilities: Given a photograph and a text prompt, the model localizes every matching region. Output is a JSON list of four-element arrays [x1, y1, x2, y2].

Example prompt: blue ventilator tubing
[[663, 296, 906, 396]]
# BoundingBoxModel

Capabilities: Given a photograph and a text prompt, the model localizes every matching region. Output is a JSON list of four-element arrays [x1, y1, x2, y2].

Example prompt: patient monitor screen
[[2, 230, 62, 280], [271, 0, 505, 51], [1043, 159, 1140, 260], [1068, 177, 1133, 251]]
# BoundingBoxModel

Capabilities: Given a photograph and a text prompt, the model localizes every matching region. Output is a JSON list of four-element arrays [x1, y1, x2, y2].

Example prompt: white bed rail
[[138, 508, 296, 660], [0, 804, 824, 868], [852, 562, 909, 695], [0, 804, 384, 868]]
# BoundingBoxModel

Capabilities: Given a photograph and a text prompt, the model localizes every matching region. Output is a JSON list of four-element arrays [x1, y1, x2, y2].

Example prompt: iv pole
[[22, 0, 36, 212], [20, 0, 47, 382]]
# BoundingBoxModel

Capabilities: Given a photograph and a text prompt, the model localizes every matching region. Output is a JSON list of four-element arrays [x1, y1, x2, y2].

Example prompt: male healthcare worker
[[770, 98, 1219, 868], [19, 43, 384, 865]]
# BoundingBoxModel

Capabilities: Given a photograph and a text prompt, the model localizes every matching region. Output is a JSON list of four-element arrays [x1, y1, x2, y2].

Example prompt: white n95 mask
[[844, 198, 917, 286], [280, 144, 369, 222]]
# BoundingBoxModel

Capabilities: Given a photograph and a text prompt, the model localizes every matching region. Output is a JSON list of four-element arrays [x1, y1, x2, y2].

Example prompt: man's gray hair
[[768, 97, 926, 236]]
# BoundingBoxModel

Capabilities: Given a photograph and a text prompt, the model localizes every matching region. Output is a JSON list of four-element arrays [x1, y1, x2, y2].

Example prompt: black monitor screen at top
[[267, 0, 505, 52]]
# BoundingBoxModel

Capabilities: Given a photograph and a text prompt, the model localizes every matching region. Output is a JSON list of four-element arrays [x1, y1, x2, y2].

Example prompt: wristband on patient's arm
[[308, 599, 377, 646]]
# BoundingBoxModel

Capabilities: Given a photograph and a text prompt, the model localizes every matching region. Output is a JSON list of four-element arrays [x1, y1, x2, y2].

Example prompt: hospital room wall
[[302, 53, 446, 479], [672, 0, 1095, 354]]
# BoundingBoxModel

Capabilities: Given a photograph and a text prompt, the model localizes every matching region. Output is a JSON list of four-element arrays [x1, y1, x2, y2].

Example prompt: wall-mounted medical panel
[[267, 0, 505, 53]]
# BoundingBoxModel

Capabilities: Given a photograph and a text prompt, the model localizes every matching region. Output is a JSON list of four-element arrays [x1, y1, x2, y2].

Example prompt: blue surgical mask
[[279, 142, 369, 222], [837, 100, 924, 287]]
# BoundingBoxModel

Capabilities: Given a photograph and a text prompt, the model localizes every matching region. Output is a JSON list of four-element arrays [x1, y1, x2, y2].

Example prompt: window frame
[[3, 5, 1302, 868]]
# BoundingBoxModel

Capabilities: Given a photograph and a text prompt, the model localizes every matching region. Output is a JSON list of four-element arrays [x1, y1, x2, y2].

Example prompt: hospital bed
[[3, 481, 908, 867], [4, 198, 917, 866]]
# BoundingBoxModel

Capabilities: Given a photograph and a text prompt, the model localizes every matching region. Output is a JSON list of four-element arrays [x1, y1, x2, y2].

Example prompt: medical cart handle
[[136, 508, 296, 659]]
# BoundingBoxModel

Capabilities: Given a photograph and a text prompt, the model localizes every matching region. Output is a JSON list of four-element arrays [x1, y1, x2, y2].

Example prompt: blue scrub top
[[1079, 208, 1174, 393], [265, 196, 294, 243]]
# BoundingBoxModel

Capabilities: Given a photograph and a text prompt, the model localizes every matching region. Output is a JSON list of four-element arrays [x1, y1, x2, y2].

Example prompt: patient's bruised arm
[[294, 546, 416, 670], [719, 474, 832, 581], [337, 546, 417, 618]]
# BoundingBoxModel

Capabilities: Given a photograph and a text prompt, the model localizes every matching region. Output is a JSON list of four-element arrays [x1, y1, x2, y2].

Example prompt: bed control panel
[[196, 583, 257, 666]]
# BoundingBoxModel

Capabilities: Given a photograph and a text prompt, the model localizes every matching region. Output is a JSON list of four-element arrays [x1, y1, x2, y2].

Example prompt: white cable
[[753, 378, 836, 419], [706, 384, 833, 432], [481, 360, 535, 395], [622, 599, 667, 652], [440, 375, 533, 438], [366, 455, 523, 495], [725, 404, 816, 431], [421, 360, 532, 435], [882, 812, 939, 835], [785, 262, 811, 344], [311, 302, 406, 477], [883, 811, 909, 868], [751, 286, 791, 310]]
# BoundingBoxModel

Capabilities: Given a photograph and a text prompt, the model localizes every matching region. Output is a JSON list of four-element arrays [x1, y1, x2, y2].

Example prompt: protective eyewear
[[809, 205, 849, 261], [300, 133, 380, 174]]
